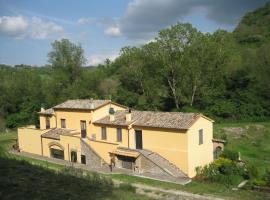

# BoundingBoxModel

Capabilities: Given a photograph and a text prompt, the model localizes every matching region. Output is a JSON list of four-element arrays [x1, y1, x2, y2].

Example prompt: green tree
[[155, 23, 200, 109], [48, 39, 86, 83]]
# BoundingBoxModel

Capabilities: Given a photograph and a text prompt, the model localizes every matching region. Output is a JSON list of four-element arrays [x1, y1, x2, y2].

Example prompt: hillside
[[234, 2, 270, 46]]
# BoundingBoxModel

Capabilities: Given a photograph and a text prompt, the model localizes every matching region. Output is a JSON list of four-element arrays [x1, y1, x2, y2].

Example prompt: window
[[45, 117, 50, 129], [101, 127, 107, 140], [199, 129, 203, 145], [81, 155, 86, 164], [50, 148, 64, 160], [80, 120, 87, 138], [61, 119, 66, 128], [116, 128, 122, 142], [71, 151, 77, 162]]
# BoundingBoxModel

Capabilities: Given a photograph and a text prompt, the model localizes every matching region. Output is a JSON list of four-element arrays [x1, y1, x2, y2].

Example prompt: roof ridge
[[132, 110, 199, 115]]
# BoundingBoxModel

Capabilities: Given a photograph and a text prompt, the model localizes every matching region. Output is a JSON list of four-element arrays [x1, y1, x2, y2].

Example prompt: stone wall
[[136, 155, 165, 174], [80, 139, 104, 168]]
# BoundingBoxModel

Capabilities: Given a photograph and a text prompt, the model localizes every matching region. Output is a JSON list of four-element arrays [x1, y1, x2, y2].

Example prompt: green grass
[[0, 132, 151, 200], [1, 122, 270, 200], [214, 122, 270, 174]]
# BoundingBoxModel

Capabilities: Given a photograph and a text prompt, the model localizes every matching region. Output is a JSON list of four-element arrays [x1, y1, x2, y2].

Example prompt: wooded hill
[[0, 2, 270, 129]]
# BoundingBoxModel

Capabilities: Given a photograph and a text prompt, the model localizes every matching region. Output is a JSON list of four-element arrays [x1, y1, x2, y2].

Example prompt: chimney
[[109, 107, 115, 121], [109, 113, 115, 121], [126, 108, 132, 122], [40, 107, 45, 112], [90, 98, 94, 109]]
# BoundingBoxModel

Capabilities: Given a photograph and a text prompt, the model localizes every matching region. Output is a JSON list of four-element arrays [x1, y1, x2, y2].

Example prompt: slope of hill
[[234, 2, 270, 46]]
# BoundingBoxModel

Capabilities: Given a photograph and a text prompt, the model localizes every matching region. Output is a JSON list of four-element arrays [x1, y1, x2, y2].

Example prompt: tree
[[155, 23, 200, 109], [48, 39, 86, 83]]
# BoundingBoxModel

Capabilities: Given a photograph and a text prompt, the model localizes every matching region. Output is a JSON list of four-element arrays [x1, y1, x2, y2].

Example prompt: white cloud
[[77, 17, 97, 25], [29, 17, 64, 39], [0, 16, 28, 37], [0, 15, 64, 39], [104, 26, 121, 37], [87, 53, 118, 66]]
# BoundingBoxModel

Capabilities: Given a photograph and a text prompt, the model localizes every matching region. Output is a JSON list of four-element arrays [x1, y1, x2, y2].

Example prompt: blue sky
[[0, 0, 268, 66]]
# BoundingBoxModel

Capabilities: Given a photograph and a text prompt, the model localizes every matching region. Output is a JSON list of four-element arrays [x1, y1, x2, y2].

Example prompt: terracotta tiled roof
[[42, 128, 79, 140], [94, 110, 201, 130], [53, 99, 111, 110]]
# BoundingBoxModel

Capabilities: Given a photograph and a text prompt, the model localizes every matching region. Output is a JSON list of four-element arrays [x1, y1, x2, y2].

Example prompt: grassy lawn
[[0, 132, 151, 200], [0, 122, 270, 200], [214, 122, 270, 174]]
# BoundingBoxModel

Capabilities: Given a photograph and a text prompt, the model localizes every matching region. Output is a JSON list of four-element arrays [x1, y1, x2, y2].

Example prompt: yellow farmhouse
[[18, 99, 216, 178]]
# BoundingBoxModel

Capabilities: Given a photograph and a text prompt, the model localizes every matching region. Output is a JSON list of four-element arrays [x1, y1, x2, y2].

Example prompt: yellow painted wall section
[[39, 115, 56, 129], [91, 125, 129, 147], [42, 134, 82, 163], [55, 110, 91, 132], [18, 126, 48, 155], [187, 117, 213, 177], [86, 124, 130, 163], [86, 139, 118, 163], [92, 103, 126, 122], [130, 127, 189, 174], [60, 135, 82, 162], [42, 137, 59, 158]]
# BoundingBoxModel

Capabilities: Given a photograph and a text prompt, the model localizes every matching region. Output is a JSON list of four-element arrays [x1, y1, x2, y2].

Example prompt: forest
[[0, 3, 270, 129]]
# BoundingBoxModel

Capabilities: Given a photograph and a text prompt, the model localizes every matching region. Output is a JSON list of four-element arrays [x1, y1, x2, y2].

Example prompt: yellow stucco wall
[[87, 125, 130, 163], [54, 110, 91, 131], [87, 139, 118, 163], [91, 125, 129, 147], [130, 126, 189, 174], [92, 103, 126, 122], [39, 115, 56, 129], [187, 117, 213, 177], [18, 126, 48, 155], [42, 134, 81, 162]]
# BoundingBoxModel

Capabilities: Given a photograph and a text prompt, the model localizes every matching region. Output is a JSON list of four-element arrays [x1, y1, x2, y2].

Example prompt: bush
[[220, 149, 239, 161], [246, 164, 259, 179], [264, 169, 270, 186], [251, 179, 267, 187], [195, 158, 243, 187]]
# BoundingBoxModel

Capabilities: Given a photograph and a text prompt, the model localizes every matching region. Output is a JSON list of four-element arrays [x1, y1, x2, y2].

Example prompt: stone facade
[[80, 139, 105, 168], [136, 155, 165, 175]]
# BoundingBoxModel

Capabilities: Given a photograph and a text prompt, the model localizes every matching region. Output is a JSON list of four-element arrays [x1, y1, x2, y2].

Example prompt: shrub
[[246, 164, 259, 179], [195, 158, 242, 186], [264, 169, 270, 186], [251, 179, 267, 187], [220, 149, 239, 161]]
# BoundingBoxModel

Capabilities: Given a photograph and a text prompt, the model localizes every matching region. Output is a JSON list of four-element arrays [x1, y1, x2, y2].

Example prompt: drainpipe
[[41, 136, 44, 156], [128, 129, 130, 149], [68, 144, 70, 161]]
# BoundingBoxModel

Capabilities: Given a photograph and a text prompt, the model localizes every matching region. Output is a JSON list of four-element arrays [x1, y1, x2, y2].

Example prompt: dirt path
[[113, 180, 225, 200]]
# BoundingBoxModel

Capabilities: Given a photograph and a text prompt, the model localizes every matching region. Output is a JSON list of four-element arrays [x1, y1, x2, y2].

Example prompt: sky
[[0, 0, 268, 66]]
